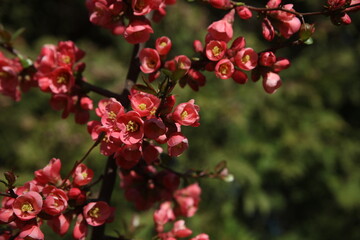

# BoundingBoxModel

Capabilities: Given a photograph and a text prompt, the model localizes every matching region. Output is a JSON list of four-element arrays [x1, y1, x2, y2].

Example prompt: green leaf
[[11, 27, 26, 41], [133, 84, 157, 95], [304, 37, 314, 45]]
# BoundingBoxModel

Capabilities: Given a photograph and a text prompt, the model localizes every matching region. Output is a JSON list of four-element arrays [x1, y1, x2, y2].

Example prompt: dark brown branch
[[90, 43, 143, 240]]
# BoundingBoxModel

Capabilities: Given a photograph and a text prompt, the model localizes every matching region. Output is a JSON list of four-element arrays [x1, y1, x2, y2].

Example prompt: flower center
[[181, 111, 188, 120], [138, 103, 147, 110], [212, 46, 221, 56], [108, 111, 117, 120], [82, 172, 88, 179], [21, 202, 34, 212], [126, 120, 139, 132], [160, 41, 167, 47], [62, 55, 71, 64], [241, 54, 250, 64], [89, 207, 100, 218], [220, 64, 229, 75], [57, 73, 68, 84], [0, 71, 9, 78]]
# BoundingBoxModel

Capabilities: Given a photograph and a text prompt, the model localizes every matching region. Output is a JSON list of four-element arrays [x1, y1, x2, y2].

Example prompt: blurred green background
[[1, 0, 360, 239]]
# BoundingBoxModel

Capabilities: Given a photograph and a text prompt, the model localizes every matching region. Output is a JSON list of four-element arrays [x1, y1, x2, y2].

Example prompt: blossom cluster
[[86, 0, 176, 44], [138, 9, 291, 94], [34, 41, 93, 124], [0, 158, 113, 240], [87, 90, 200, 169], [153, 183, 209, 240]]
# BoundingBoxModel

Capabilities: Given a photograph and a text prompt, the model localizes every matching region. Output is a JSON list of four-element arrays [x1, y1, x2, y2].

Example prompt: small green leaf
[[20, 58, 33, 68], [304, 37, 314, 45], [133, 84, 157, 95], [11, 28, 26, 41]]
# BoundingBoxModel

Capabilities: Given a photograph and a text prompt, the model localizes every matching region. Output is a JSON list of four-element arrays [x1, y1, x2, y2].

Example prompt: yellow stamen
[[220, 65, 229, 75], [181, 111, 188, 120], [62, 56, 71, 64], [57, 74, 68, 84], [108, 111, 116, 120], [82, 172, 88, 179], [138, 103, 147, 110], [241, 54, 250, 64], [160, 41, 167, 47], [126, 120, 139, 132], [89, 207, 100, 218], [21, 202, 33, 212], [212, 46, 221, 56]]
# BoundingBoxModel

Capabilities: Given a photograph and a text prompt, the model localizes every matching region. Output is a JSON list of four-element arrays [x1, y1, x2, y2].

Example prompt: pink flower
[[0, 52, 22, 101], [83, 201, 112, 226], [190, 233, 210, 240], [144, 118, 166, 139], [139, 48, 161, 74], [73, 214, 87, 240], [215, 58, 234, 79], [156, 36, 172, 56], [42, 186, 68, 216], [153, 201, 175, 233], [205, 40, 227, 61], [174, 183, 201, 217], [130, 91, 160, 117], [73, 163, 94, 186], [34, 158, 62, 185], [171, 220, 193, 238], [263, 71, 282, 94], [207, 10, 234, 42], [13, 191, 43, 220], [234, 48, 258, 71], [259, 51, 277, 67], [115, 143, 142, 169], [172, 99, 200, 127], [124, 18, 154, 44], [167, 133, 189, 157], [132, 0, 152, 16], [47, 214, 71, 236], [117, 111, 144, 145], [277, 16, 301, 39], [18, 224, 44, 240], [48, 66, 74, 94]]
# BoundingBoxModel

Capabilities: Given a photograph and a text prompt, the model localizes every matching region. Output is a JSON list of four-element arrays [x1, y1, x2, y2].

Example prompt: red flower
[[117, 111, 144, 145], [234, 47, 258, 71], [124, 18, 154, 44], [139, 48, 161, 74], [83, 201, 112, 226], [172, 99, 200, 127], [13, 191, 43, 221], [215, 58, 234, 79]]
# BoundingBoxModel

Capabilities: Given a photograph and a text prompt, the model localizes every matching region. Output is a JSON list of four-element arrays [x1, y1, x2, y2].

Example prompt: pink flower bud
[[156, 36, 172, 56], [236, 6, 252, 19], [193, 40, 204, 53], [167, 133, 189, 157], [259, 51, 276, 67], [232, 70, 248, 84], [263, 71, 282, 94]]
